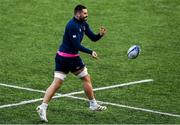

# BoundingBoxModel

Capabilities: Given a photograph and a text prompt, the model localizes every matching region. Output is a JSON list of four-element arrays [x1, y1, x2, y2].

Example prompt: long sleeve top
[[59, 17, 102, 55]]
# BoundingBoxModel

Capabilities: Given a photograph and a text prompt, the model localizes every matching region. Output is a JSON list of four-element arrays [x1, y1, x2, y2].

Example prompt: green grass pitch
[[0, 0, 180, 124]]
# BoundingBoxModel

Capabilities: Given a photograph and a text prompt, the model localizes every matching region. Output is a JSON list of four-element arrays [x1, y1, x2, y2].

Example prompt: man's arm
[[85, 23, 106, 42], [69, 25, 93, 54]]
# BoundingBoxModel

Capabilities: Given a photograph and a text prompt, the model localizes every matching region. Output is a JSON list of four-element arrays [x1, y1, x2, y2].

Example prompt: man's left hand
[[99, 27, 106, 36]]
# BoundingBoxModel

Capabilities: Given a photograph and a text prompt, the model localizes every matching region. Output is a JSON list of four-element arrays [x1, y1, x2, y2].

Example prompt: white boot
[[89, 99, 107, 111], [89, 104, 107, 111], [36, 103, 48, 122]]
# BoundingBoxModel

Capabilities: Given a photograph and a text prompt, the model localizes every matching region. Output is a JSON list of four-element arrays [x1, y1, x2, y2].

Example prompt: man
[[36, 4, 107, 122]]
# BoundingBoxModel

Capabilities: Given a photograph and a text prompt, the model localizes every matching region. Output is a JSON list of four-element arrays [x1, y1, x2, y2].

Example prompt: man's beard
[[80, 16, 88, 21]]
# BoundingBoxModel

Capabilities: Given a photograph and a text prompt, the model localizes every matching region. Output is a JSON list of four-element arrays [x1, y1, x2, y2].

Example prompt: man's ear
[[75, 13, 79, 18]]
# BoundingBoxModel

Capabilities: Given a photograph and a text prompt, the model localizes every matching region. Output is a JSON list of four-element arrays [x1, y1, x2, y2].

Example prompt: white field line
[[93, 79, 154, 91], [1, 79, 180, 118], [0, 83, 46, 93], [0, 79, 153, 109], [66, 95, 180, 118], [0, 79, 153, 95]]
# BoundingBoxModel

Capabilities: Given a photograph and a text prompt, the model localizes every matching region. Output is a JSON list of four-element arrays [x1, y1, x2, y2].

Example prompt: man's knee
[[81, 75, 91, 83], [54, 71, 66, 81], [53, 77, 63, 84], [77, 67, 89, 78]]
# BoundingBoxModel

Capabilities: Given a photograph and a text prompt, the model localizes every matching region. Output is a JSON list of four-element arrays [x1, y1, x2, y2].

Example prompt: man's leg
[[76, 67, 107, 111], [82, 75, 94, 100], [43, 78, 63, 103], [36, 72, 66, 122]]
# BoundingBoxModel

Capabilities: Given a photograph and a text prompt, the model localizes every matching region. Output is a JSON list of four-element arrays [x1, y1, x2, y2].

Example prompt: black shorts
[[55, 54, 85, 74]]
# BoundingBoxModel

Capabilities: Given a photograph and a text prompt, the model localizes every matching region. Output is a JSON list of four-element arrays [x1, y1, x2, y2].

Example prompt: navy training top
[[58, 17, 102, 55]]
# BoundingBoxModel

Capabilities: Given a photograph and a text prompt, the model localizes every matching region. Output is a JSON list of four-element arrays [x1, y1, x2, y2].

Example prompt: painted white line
[[66, 95, 180, 118], [0, 98, 44, 109], [0, 83, 46, 93], [0, 79, 153, 109], [0, 79, 153, 95], [93, 79, 154, 91], [1, 79, 180, 118], [0, 95, 66, 109]]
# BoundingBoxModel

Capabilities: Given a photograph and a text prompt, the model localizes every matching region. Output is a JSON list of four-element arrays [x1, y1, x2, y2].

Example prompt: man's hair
[[74, 4, 87, 14]]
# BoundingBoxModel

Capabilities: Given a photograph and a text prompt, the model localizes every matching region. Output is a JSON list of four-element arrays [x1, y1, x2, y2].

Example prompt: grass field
[[0, 0, 180, 124]]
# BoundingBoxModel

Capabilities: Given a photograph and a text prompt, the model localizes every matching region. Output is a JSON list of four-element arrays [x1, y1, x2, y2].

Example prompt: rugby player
[[36, 4, 107, 122]]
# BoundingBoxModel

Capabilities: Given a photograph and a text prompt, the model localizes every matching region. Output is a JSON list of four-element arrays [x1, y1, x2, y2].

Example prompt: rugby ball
[[127, 45, 141, 59]]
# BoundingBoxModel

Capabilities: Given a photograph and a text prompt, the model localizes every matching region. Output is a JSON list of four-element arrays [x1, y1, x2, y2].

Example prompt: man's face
[[79, 9, 88, 21]]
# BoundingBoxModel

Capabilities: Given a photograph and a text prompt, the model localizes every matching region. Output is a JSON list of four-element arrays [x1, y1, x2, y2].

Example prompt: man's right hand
[[91, 51, 98, 59]]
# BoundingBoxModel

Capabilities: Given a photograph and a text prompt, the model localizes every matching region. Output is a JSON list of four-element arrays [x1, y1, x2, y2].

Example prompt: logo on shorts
[[76, 66, 80, 70]]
